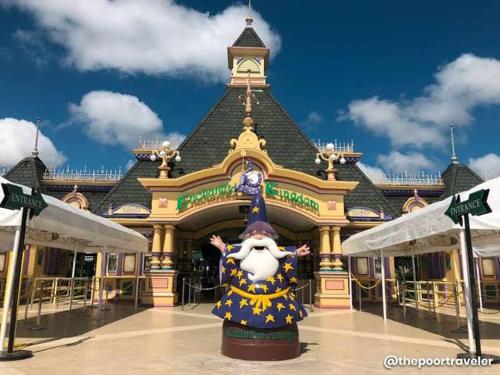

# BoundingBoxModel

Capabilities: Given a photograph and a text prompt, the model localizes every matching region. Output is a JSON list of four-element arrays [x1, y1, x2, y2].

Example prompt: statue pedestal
[[314, 271, 350, 309], [141, 270, 177, 307], [221, 321, 300, 361]]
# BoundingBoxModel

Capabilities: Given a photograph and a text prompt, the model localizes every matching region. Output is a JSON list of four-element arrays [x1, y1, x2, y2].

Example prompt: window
[[123, 254, 136, 274], [482, 258, 496, 277], [373, 257, 382, 277], [143, 254, 152, 273], [107, 254, 118, 274], [0, 254, 6, 273], [356, 257, 369, 275]]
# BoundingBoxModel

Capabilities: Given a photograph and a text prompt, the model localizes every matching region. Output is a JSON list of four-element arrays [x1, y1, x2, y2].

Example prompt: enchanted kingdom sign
[[176, 181, 320, 214], [265, 182, 320, 213], [177, 183, 236, 211]]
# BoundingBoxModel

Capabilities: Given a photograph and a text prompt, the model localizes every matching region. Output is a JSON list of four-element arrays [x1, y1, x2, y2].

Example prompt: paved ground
[[0, 302, 500, 374]]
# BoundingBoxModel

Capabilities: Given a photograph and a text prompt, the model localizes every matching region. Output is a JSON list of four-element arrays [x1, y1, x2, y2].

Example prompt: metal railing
[[180, 277, 314, 312], [372, 172, 444, 186], [480, 280, 500, 303], [43, 167, 123, 182], [350, 276, 398, 305], [314, 139, 355, 153]]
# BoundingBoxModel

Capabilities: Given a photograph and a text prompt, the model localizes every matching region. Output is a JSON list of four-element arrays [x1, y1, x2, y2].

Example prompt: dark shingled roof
[[3, 157, 48, 191], [47, 189, 111, 213], [440, 163, 484, 199], [95, 159, 160, 214], [335, 163, 399, 218], [384, 195, 442, 215], [233, 27, 266, 48], [97, 86, 397, 217]]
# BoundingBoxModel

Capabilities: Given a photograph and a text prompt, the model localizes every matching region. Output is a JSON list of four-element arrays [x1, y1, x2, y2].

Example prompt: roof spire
[[241, 75, 257, 128], [245, 0, 253, 27], [32, 117, 41, 157], [449, 124, 459, 164]]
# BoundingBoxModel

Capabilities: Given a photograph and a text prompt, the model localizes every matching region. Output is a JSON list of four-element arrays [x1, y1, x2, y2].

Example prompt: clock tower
[[227, 9, 270, 87]]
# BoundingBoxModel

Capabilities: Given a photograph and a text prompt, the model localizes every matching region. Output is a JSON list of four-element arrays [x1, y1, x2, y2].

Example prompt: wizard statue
[[210, 162, 310, 360]]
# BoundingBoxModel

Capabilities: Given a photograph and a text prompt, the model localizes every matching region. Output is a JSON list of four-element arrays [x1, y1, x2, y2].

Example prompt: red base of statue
[[221, 321, 300, 361]]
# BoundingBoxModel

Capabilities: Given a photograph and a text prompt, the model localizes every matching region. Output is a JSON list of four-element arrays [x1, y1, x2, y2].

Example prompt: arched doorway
[[174, 202, 318, 302]]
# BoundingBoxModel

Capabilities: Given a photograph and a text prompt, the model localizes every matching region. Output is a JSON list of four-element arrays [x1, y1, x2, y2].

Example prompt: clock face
[[247, 171, 261, 186]]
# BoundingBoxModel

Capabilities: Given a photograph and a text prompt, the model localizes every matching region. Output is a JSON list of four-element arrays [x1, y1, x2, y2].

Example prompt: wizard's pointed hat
[[239, 193, 278, 239]]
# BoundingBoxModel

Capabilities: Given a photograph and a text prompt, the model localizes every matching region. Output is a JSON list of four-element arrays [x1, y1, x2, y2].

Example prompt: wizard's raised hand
[[296, 244, 311, 257], [210, 235, 225, 254]]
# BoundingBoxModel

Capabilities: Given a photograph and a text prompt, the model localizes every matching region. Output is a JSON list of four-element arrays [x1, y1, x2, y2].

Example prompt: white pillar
[[69, 249, 78, 312], [134, 252, 141, 311], [0, 228, 22, 350], [97, 251, 106, 320], [411, 247, 418, 310], [348, 256, 353, 311], [459, 229, 476, 354], [71, 250, 78, 278], [475, 258, 483, 311], [381, 250, 387, 321]]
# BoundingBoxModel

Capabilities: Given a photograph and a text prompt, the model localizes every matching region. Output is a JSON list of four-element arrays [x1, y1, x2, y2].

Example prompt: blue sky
[[1, 0, 500, 180]]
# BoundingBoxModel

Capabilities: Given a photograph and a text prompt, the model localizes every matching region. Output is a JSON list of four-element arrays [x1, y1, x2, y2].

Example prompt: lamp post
[[150, 141, 181, 179], [315, 143, 346, 181]]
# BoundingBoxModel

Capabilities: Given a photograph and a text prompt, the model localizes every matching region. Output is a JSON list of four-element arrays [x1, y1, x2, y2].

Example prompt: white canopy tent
[[0, 177, 149, 351], [343, 177, 500, 258], [342, 177, 500, 355]]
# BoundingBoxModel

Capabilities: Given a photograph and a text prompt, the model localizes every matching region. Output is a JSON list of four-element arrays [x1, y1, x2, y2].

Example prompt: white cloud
[[342, 54, 500, 148], [305, 111, 323, 125], [357, 162, 386, 182], [377, 151, 435, 173], [163, 131, 185, 149], [357, 151, 439, 183], [69, 90, 186, 149], [469, 153, 500, 178], [0, 118, 66, 168], [5, 0, 281, 82], [344, 97, 445, 148], [69, 90, 164, 148]]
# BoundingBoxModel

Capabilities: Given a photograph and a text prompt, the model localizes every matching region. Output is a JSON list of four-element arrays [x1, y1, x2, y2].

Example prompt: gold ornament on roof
[[150, 141, 181, 179], [314, 143, 347, 181], [229, 78, 266, 154]]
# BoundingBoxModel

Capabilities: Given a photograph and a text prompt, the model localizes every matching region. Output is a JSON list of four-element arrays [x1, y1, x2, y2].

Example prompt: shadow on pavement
[[360, 303, 500, 340], [13, 303, 149, 342]]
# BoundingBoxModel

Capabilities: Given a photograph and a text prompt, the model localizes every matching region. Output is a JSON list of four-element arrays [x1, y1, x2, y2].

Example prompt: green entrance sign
[[265, 181, 320, 213], [0, 183, 48, 216], [177, 183, 236, 212], [444, 189, 491, 225]]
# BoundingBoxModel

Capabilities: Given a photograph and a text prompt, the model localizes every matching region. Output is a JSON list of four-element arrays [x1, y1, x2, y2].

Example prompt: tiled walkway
[[1, 303, 499, 374]]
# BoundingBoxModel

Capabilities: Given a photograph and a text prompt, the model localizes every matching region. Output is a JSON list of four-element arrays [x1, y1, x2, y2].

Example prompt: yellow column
[[25, 245, 37, 278], [150, 224, 163, 271], [161, 225, 175, 270], [330, 226, 344, 271], [449, 249, 463, 303], [319, 226, 332, 271]]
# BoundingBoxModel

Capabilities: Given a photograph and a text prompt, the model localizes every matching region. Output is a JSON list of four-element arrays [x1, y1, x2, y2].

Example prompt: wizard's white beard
[[227, 237, 294, 282]]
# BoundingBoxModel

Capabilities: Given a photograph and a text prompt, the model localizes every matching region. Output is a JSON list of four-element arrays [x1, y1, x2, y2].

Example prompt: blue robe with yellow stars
[[212, 244, 308, 329]]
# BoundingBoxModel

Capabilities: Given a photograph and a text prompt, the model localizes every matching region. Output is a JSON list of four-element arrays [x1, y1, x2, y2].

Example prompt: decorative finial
[[32, 117, 41, 157], [229, 76, 265, 154], [238, 75, 258, 129], [449, 124, 459, 164], [245, 0, 253, 27]]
